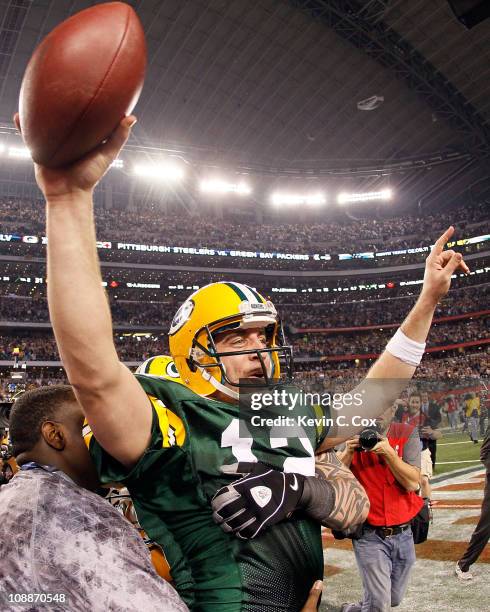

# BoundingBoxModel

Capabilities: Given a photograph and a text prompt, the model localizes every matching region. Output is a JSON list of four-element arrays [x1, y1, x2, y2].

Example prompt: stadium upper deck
[[0, 197, 488, 271]]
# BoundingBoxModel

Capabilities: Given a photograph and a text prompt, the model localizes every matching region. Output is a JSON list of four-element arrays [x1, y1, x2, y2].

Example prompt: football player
[[32, 115, 469, 611], [82, 284, 368, 608]]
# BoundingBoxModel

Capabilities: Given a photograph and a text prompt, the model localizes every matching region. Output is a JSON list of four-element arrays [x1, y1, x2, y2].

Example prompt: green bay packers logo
[[169, 299, 195, 335], [136, 355, 183, 383], [165, 360, 180, 378]]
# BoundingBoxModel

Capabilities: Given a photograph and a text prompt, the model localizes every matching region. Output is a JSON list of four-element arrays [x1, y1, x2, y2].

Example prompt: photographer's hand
[[337, 436, 360, 467], [372, 439, 420, 492], [371, 438, 397, 459]]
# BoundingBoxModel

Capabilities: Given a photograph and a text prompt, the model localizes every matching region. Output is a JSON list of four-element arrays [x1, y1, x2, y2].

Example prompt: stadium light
[[8, 146, 31, 159], [200, 179, 252, 195], [2, 142, 123, 168], [337, 189, 392, 204], [270, 192, 326, 207], [133, 162, 184, 181]]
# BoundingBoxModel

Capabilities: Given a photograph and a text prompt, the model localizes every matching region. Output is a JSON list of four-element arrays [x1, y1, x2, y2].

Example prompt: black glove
[[211, 462, 307, 539]]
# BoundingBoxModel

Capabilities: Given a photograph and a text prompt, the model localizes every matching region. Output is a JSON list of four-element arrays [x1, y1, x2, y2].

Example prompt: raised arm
[[319, 227, 469, 450], [20, 114, 152, 468]]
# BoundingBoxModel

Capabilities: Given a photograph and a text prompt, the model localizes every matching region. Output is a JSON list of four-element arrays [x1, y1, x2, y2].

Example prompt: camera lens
[[359, 428, 380, 450]]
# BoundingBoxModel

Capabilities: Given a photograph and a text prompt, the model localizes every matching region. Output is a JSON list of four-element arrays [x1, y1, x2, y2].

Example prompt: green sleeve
[[87, 406, 165, 485]]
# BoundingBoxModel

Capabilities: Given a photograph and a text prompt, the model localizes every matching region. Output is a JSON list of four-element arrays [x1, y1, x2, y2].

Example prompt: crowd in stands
[[0, 252, 488, 308], [0, 315, 487, 363], [0, 367, 65, 402], [0, 297, 49, 323], [287, 288, 490, 329], [294, 317, 488, 358], [0, 194, 488, 398], [1, 351, 487, 402], [295, 351, 489, 387], [0, 336, 56, 361], [0, 196, 487, 271], [94, 202, 487, 252], [1, 286, 488, 330], [0, 296, 180, 327], [0, 334, 167, 363]]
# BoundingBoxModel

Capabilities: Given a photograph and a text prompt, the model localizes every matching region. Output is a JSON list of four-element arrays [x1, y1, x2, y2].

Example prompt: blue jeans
[[351, 527, 416, 612], [468, 416, 479, 441], [448, 411, 458, 429]]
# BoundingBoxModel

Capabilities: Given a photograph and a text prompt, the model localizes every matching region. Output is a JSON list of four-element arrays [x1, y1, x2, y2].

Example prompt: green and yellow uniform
[[85, 375, 327, 611]]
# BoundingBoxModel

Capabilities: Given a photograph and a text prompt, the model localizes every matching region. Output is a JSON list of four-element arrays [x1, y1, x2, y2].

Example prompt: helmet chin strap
[[198, 366, 240, 400]]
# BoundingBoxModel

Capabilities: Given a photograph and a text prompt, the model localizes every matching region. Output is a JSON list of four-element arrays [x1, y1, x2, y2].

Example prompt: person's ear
[[40, 421, 66, 451]]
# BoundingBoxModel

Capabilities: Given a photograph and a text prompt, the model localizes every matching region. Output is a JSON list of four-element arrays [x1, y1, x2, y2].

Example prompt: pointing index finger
[[432, 226, 454, 255]]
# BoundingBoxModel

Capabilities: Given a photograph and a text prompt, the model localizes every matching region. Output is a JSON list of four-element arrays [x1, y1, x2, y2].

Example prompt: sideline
[[432, 463, 484, 485], [438, 440, 482, 446]]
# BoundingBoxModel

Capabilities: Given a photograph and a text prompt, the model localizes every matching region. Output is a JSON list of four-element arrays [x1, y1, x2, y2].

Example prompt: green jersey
[[86, 375, 328, 611]]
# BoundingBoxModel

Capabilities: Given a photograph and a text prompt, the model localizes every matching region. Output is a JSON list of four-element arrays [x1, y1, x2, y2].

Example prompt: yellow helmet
[[168, 281, 293, 398], [135, 355, 184, 384]]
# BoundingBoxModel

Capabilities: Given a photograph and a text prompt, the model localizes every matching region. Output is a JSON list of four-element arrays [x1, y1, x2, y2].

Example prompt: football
[[18, 1, 146, 167]]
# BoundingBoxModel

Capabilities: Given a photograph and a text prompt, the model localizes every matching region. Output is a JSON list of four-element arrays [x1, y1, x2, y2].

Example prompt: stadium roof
[[0, 0, 489, 210]]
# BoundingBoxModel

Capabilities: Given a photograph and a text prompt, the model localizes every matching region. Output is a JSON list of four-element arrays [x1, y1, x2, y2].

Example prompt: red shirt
[[400, 411, 426, 428], [350, 422, 423, 526], [446, 398, 457, 413]]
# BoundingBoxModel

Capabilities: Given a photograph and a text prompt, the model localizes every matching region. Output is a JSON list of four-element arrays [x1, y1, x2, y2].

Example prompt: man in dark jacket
[[455, 421, 490, 580], [420, 390, 442, 468]]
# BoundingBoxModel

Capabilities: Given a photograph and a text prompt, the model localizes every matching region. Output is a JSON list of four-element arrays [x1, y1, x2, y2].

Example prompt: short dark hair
[[9, 385, 76, 457], [409, 391, 422, 401]]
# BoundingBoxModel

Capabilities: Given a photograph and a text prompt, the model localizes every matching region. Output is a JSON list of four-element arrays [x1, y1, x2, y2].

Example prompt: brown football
[[18, 1, 146, 167]]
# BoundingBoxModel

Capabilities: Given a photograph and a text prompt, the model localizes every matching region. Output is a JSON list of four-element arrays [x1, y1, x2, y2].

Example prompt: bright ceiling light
[[8, 146, 31, 159], [200, 179, 251, 195], [270, 192, 326, 206], [133, 162, 184, 181], [110, 159, 124, 169], [304, 193, 326, 206], [337, 189, 392, 204]]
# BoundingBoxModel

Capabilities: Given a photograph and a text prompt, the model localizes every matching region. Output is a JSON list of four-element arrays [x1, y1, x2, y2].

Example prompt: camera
[[356, 427, 382, 451]]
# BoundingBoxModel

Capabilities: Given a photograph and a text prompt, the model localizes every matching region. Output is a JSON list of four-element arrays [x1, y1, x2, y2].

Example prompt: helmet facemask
[[188, 316, 294, 392]]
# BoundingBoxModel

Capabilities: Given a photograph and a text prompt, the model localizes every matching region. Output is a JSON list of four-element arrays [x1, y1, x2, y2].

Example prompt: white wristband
[[386, 328, 426, 367]]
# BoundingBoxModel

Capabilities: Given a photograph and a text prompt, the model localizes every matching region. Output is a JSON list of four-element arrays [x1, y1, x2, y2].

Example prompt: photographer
[[337, 404, 422, 612]]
